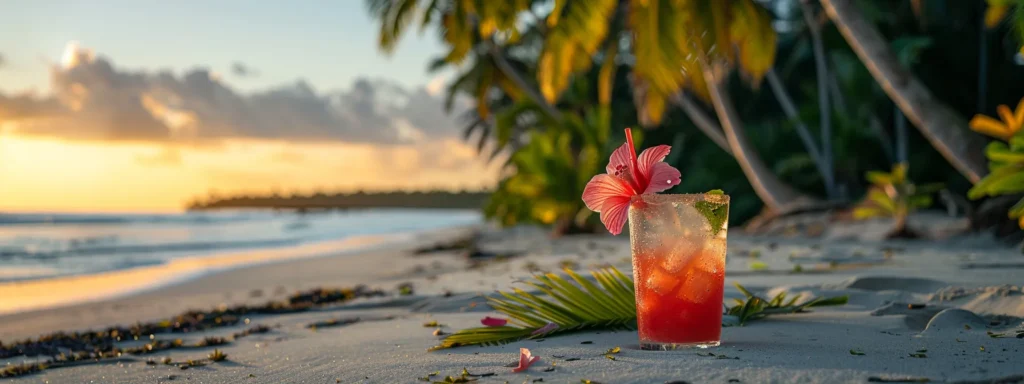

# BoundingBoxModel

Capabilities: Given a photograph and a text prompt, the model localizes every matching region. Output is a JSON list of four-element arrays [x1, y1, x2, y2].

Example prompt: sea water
[[0, 209, 481, 282]]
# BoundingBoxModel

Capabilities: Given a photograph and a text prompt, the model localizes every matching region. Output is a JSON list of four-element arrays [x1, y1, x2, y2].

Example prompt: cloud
[[0, 43, 469, 146], [425, 74, 446, 96], [230, 61, 258, 77], [0, 53, 5, 68]]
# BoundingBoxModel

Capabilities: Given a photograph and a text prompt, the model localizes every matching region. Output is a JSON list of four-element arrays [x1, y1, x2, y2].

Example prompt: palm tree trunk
[[669, 92, 732, 155], [801, 0, 836, 199], [702, 63, 812, 213], [820, 0, 988, 183], [765, 70, 829, 189], [895, 107, 908, 164]]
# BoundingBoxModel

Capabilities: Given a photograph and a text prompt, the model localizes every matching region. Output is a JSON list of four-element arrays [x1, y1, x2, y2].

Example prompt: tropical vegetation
[[852, 163, 944, 237], [967, 97, 1024, 229], [366, 0, 1024, 239]]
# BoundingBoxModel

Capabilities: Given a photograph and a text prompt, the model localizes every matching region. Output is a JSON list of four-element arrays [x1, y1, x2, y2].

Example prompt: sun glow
[[0, 134, 501, 213]]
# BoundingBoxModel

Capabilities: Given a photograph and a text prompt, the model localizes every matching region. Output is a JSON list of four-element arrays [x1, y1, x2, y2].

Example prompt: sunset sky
[[0, 0, 503, 213]]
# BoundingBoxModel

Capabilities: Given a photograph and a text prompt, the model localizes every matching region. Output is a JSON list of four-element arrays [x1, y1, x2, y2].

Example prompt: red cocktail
[[628, 193, 729, 349]]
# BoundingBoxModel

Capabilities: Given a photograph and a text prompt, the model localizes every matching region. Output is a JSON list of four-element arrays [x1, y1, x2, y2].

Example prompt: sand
[[2, 223, 1024, 384]]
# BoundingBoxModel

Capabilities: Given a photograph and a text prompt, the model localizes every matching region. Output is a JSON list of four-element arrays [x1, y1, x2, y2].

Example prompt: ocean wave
[[0, 238, 301, 260]]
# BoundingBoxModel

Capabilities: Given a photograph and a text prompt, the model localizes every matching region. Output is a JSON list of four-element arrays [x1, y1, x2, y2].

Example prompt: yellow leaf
[[984, 4, 1010, 29], [681, 60, 711, 102], [479, 19, 497, 38], [709, 1, 734, 63], [598, 44, 618, 107], [536, 0, 617, 102], [891, 163, 908, 184], [853, 207, 887, 220], [970, 114, 1012, 141], [1013, 98, 1024, 129], [730, 0, 777, 86], [547, 0, 567, 28], [644, 88, 667, 126], [998, 104, 1016, 128], [630, 0, 688, 117], [868, 189, 896, 213]]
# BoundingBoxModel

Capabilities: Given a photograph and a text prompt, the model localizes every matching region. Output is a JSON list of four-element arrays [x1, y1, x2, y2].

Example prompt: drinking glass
[[628, 193, 729, 350]]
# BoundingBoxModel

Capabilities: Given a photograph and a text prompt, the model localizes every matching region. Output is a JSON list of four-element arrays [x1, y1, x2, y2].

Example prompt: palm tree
[[543, 0, 817, 213], [819, 0, 989, 184], [367, 0, 817, 214]]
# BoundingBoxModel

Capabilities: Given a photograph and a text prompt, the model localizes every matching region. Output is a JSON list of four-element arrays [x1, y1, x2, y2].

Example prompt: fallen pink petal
[[531, 322, 559, 335], [512, 347, 541, 373], [480, 316, 508, 327]]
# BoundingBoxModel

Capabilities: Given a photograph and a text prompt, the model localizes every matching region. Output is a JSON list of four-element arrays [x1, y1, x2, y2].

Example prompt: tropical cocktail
[[629, 193, 728, 349], [582, 128, 728, 350]]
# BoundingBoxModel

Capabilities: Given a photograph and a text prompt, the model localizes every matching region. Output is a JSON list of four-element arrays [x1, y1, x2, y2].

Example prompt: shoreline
[[0, 225, 477, 338], [3, 224, 1024, 383]]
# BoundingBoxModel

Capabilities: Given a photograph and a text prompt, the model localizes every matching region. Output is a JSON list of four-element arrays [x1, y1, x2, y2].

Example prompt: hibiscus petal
[[636, 145, 672, 187], [642, 162, 682, 194], [599, 196, 631, 235], [481, 316, 508, 327], [512, 348, 541, 373], [582, 174, 634, 212], [531, 322, 559, 336], [605, 142, 637, 186]]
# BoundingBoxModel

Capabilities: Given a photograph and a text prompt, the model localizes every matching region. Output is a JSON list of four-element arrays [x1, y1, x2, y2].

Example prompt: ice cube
[[659, 236, 703, 273], [635, 291, 661, 315], [676, 254, 725, 304], [676, 202, 712, 235], [644, 266, 680, 295], [704, 238, 728, 261]]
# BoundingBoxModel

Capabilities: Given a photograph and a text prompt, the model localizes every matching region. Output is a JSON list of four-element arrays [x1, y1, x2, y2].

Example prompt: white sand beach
[[2, 220, 1023, 384]]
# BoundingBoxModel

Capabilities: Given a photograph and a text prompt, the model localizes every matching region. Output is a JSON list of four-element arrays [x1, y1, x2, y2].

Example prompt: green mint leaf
[[695, 191, 728, 236]]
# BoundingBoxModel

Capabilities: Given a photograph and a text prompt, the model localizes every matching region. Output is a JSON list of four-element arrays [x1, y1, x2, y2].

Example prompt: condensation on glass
[[628, 193, 729, 350]]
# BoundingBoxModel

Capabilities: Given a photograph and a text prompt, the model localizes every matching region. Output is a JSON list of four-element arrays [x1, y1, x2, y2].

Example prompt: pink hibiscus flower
[[582, 128, 682, 235]]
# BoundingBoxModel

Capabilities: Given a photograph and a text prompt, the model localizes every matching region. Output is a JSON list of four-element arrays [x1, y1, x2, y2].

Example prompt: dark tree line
[[186, 190, 491, 211]]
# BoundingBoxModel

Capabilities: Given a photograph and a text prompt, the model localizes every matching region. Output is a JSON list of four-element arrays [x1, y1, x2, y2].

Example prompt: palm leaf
[[726, 283, 849, 325], [537, 0, 618, 102], [432, 268, 849, 350], [429, 267, 636, 351]]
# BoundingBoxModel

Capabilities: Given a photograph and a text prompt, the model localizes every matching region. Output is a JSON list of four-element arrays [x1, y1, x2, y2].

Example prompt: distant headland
[[185, 190, 491, 211]]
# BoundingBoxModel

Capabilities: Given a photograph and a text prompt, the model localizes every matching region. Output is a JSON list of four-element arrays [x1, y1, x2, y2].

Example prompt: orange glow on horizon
[[0, 134, 502, 213]]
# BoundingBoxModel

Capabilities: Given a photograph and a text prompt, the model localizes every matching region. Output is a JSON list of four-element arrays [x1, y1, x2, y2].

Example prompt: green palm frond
[[429, 267, 636, 351], [368, 0, 421, 54], [984, 0, 1024, 54], [629, 0, 777, 125], [727, 283, 849, 325], [537, 0, 619, 102], [432, 269, 850, 350]]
